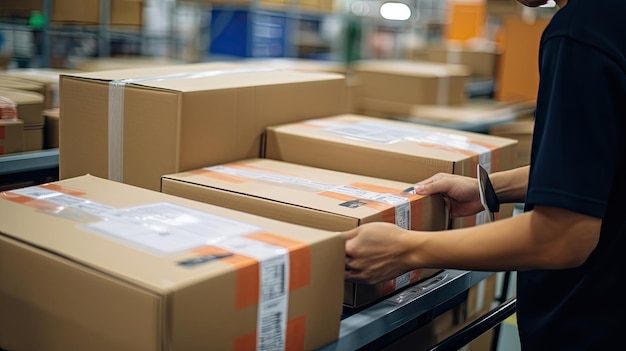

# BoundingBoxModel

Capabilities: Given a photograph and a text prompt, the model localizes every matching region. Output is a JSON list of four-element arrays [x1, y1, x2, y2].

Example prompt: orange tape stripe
[[1, 191, 63, 211], [193, 163, 296, 184], [244, 231, 311, 292], [197, 232, 311, 309], [39, 183, 86, 196]]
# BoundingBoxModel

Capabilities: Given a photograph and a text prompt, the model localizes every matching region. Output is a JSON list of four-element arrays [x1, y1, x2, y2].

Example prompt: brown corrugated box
[[2, 68, 80, 109], [401, 99, 535, 128], [161, 158, 447, 307], [0, 174, 344, 351], [0, 119, 24, 155], [263, 114, 518, 228], [0, 88, 45, 126], [43, 107, 60, 149], [59, 62, 347, 191], [351, 60, 470, 117], [23, 124, 44, 151], [409, 46, 501, 79]]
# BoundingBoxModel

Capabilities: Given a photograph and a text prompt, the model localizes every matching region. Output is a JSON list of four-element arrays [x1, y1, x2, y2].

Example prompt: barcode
[[261, 264, 285, 300], [259, 312, 284, 351]]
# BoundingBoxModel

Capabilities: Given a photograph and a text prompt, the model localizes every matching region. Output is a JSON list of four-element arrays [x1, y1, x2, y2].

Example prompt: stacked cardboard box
[[0, 174, 344, 350], [264, 114, 518, 228], [59, 61, 348, 191], [0, 119, 24, 156], [161, 158, 447, 307], [0, 88, 45, 152], [350, 60, 471, 117]]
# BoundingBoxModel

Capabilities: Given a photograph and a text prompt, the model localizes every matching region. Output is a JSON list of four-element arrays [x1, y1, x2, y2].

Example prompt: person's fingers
[[340, 227, 358, 241], [414, 176, 450, 195]]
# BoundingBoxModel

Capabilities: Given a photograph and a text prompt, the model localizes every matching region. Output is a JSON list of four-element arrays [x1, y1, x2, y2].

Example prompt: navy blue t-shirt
[[519, 0, 626, 349]]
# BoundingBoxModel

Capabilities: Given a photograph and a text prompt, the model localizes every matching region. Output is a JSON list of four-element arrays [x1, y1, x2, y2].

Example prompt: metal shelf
[[318, 270, 494, 350]]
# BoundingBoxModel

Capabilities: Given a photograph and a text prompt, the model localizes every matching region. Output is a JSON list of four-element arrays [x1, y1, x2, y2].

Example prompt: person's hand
[[342, 222, 415, 285], [412, 172, 484, 218]]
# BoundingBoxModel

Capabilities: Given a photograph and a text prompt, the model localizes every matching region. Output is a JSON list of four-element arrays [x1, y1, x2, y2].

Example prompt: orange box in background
[[445, 0, 487, 42], [0, 175, 344, 351], [161, 158, 447, 307], [495, 16, 550, 102]]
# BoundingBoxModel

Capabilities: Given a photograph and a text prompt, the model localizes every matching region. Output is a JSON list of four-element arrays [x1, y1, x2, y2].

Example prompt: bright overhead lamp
[[380, 2, 411, 21]]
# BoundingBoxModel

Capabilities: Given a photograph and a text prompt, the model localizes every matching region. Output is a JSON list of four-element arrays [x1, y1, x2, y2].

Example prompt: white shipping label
[[205, 165, 335, 192], [329, 185, 411, 229], [85, 202, 261, 254], [215, 236, 290, 351]]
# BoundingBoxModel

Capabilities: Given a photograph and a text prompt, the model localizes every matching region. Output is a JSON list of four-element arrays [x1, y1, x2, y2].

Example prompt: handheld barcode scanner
[[477, 164, 500, 222]]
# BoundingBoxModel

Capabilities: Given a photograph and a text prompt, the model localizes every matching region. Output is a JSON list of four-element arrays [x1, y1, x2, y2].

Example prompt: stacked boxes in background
[[161, 158, 447, 308], [0, 174, 344, 350], [350, 60, 471, 117], [0, 119, 24, 156], [0, 88, 45, 152], [263, 114, 518, 228], [59, 61, 348, 191]]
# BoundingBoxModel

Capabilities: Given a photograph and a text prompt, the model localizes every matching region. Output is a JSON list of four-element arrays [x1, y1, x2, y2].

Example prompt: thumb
[[340, 227, 359, 241]]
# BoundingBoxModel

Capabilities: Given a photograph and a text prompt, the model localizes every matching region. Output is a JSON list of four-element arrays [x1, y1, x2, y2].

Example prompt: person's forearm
[[403, 206, 600, 272], [490, 166, 529, 204]]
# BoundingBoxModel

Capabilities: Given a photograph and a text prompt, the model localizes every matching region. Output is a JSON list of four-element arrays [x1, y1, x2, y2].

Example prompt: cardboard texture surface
[[351, 60, 470, 117], [161, 158, 447, 307], [0, 119, 24, 155], [59, 62, 347, 191], [264, 114, 518, 228], [0, 174, 344, 351]]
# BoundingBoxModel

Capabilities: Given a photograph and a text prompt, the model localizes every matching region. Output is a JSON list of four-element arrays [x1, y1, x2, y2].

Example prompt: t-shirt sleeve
[[526, 36, 621, 218]]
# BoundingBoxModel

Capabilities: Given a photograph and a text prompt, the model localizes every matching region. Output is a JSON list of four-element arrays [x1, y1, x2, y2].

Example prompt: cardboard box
[[43, 108, 60, 149], [2, 68, 80, 109], [0, 119, 24, 155], [417, 46, 501, 79], [401, 99, 535, 129], [351, 60, 470, 117], [161, 158, 447, 307], [59, 62, 347, 191], [23, 124, 44, 151], [0, 174, 344, 350], [264, 114, 518, 228], [489, 119, 534, 168], [495, 16, 550, 102], [0, 88, 45, 126]]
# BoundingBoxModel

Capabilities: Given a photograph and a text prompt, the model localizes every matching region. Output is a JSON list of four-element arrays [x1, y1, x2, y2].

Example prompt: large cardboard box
[[351, 60, 470, 117], [0, 88, 45, 126], [0, 174, 344, 351], [416, 46, 501, 79], [0, 119, 24, 155], [264, 114, 518, 228], [161, 158, 447, 307], [59, 62, 347, 191]]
